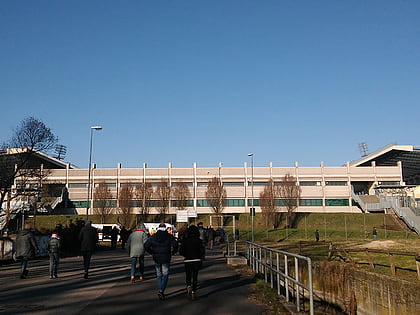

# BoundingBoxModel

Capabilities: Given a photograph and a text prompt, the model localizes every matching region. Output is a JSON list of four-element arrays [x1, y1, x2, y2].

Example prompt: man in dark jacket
[[15, 223, 38, 279], [48, 233, 60, 279], [144, 223, 178, 300], [78, 220, 98, 279]]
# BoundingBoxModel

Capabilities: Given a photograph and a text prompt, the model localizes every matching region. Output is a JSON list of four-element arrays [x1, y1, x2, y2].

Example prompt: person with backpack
[[144, 223, 178, 300]]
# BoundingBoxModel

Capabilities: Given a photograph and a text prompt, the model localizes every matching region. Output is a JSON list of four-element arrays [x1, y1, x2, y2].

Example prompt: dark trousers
[[49, 253, 59, 276], [82, 251, 93, 273], [185, 261, 201, 292], [20, 257, 29, 276]]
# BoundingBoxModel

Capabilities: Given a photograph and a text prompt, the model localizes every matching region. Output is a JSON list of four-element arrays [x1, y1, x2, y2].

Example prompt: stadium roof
[[350, 144, 420, 185]]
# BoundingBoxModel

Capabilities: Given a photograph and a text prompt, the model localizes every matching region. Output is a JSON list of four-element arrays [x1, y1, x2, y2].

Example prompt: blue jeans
[[155, 263, 170, 292], [131, 256, 145, 277]]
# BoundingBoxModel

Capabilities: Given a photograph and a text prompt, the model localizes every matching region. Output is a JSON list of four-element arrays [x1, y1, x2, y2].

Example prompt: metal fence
[[233, 241, 314, 315]]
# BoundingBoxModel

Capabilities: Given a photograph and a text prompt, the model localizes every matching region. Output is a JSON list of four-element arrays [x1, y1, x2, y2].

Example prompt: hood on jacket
[[154, 230, 170, 242]]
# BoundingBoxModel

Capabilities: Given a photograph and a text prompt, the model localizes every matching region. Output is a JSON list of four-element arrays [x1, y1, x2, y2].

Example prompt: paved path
[[0, 245, 265, 315]]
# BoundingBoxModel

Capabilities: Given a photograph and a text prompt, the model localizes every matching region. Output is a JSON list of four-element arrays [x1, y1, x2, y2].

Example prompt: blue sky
[[1, 1, 419, 169]]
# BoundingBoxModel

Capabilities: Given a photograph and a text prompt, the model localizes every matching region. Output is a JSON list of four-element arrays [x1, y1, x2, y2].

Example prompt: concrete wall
[[312, 261, 420, 315]]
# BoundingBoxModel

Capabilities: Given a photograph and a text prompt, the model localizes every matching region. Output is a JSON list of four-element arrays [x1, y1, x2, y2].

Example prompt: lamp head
[[247, 153, 253, 157], [91, 126, 103, 130]]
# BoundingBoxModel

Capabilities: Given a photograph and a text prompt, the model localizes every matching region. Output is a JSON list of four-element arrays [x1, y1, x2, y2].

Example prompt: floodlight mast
[[86, 126, 103, 221], [248, 153, 254, 242]]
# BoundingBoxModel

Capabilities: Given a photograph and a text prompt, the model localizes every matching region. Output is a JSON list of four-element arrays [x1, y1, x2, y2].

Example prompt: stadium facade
[[37, 144, 420, 216]]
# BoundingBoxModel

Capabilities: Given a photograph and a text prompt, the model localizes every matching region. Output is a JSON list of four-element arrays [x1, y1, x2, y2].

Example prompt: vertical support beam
[[295, 256, 300, 312]]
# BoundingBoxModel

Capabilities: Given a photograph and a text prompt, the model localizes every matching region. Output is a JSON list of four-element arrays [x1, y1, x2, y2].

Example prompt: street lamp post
[[248, 153, 254, 242], [86, 126, 102, 221]]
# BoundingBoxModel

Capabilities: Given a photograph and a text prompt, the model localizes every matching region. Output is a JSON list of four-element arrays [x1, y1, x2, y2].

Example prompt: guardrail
[[233, 241, 314, 315]]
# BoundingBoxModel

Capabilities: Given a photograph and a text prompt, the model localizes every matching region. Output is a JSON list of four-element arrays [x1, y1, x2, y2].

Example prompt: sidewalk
[[0, 245, 265, 314]]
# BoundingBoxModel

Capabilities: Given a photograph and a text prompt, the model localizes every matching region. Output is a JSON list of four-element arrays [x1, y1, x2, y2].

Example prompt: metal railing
[[233, 241, 314, 315]]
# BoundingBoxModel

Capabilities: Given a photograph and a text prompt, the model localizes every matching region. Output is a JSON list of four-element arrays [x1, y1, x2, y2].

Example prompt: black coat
[[180, 236, 205, 261], [144, 230, 178, 264], [79, 225, 98, 252], [15, 229, 38, 258]]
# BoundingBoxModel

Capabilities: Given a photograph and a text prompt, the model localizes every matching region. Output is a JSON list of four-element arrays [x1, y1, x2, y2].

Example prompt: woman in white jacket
[[127, 222, 148, 283]]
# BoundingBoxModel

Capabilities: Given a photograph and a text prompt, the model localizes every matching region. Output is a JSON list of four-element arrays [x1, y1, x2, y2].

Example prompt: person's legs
[[191, 261, 201, 292], [130, 257, 137, 277], [138, 255, 145, 279], [49, 254, 54, 278], [54, 253, 59, 277], [82, 251, 92, 278], [185, 262, 193, 288], [20, 257, 28, 278], [160, 263, 170, 292]]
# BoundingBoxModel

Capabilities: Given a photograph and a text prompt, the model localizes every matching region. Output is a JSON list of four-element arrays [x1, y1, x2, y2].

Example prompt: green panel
[[197, 200, 209, 207], [247, 199, 260, 206], [225, 199, 245, 207], [70, 200, 88, 208], [326, 199, 349, 206], [300, 199, 323, 206]]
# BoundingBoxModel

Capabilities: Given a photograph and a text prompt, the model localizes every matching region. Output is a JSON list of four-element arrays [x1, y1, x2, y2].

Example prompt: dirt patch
[[358, 240, 397, 249]]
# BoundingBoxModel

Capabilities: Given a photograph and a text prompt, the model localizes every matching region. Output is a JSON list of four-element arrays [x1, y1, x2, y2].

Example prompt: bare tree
[[93, 182, 114, 224], [0, 117, 57, 229], [134, 182, 153, 220], [155, 179, 171, 221], [206, 177, 226, 219], [172, 182, 191, 210], [278, 173, 301, 228], [259, 178, 280, 229], [118, 183, 133, 228]]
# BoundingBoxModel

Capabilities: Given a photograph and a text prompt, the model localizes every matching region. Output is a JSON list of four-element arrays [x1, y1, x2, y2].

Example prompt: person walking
[[197, 222, 208, 258], [127, 222, 148, 283], [15, 223, 38, 279], [207, 226, 215, 250], [48, 232, 60, 279], [372, 227, 378, 240], [120, 226, 130, 249], [315, 229, 320, 242], [78, 220, 98, 279], [144, 223, 178, 300], [110, 226, 119, 249], [179, 225, 205, 300]]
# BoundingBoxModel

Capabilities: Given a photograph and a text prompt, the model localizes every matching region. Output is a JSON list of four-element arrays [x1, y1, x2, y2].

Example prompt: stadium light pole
[[248, 153, 255, 242], [86, 126, 103, 221]]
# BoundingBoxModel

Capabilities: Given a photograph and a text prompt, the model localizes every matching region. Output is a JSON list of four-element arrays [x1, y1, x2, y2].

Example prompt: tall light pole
[[248, 153, 254, 242], [86, 126, 102, 221]]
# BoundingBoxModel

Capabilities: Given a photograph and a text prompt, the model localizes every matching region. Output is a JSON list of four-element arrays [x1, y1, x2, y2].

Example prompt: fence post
[[366, 249, 375, 269], [388, 252, 396, 276]]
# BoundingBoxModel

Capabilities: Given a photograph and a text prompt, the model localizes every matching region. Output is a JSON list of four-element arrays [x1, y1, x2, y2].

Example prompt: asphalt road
[[0, 245, 265, 315]]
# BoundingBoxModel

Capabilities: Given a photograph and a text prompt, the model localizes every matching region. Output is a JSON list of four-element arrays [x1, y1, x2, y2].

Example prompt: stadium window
[[325, 199, 349, 206], [225, 199, 245, 207], [300, 199, 323, 206], [325, 181, 347, 186], [68, 183, 88, 188], [299, 181, 322, 186], [378, 181, 400, 186], [197, 200, 210, 207]]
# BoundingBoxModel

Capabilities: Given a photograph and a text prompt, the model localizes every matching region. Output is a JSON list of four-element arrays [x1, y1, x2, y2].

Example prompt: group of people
[[14, 220, 209, 301], [127, 222, 205, 300]]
